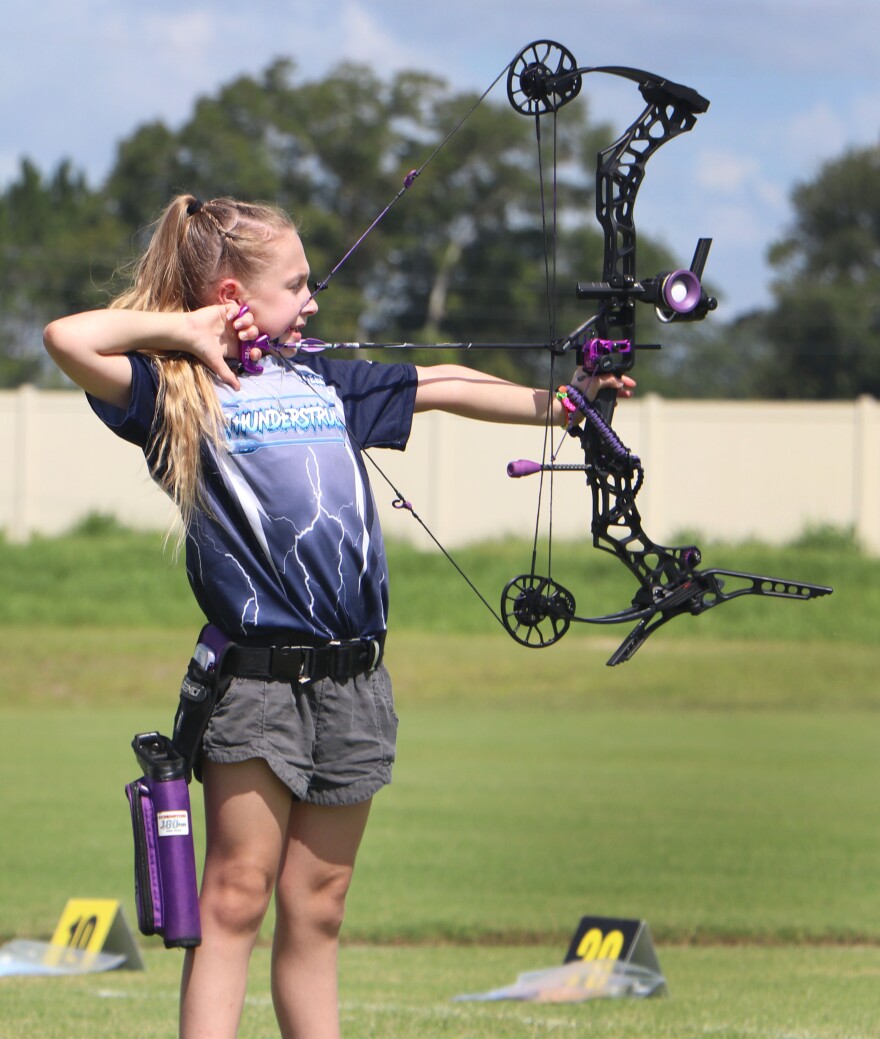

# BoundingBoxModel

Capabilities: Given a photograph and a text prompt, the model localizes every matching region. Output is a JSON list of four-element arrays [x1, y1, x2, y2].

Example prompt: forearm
[[44, 309, 197, 359], [44, 306, 242, 406], [414, 365, 562, 425], [43, 310, 190, 405]]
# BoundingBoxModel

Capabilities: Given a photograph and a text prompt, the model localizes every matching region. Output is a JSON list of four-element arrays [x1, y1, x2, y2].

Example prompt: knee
[[278, 867, 352, 941], [201, 859, 275, 937], [313, 871, 352, 938]]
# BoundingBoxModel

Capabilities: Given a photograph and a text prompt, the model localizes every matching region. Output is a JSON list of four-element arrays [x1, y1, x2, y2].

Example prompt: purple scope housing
[[125, 733, 201, 948]]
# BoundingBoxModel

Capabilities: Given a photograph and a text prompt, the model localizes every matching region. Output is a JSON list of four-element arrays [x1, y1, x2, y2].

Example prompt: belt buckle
[[327, 640, 349, 681]]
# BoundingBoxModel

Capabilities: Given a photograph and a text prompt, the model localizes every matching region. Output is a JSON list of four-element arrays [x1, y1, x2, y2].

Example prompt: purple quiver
[[125, 732, 201, 948]]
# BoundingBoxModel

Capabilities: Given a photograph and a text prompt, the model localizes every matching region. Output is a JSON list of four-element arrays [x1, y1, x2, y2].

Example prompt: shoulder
[[296, 355, 418, 450], [87, 353, 160, 448]]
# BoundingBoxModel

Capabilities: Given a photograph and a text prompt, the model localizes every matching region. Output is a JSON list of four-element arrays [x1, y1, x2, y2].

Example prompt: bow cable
[[526, 106, 562, 598]]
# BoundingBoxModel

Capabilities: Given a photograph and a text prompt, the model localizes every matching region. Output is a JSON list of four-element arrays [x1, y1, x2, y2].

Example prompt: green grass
[[0, 529, 869, 645], [2, 945, 880, 1039], [1, 531, 878, 1037], [2, 687, 877, 948]]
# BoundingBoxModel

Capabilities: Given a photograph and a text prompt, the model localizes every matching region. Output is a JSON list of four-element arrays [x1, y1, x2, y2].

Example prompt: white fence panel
[[2, 388, 877, 552]]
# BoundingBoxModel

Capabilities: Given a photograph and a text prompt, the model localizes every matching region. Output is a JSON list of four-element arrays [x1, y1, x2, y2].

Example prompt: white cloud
[[784, 102, 851, 168], [696, 151, 760, 194], [331, 1, 433, 71]]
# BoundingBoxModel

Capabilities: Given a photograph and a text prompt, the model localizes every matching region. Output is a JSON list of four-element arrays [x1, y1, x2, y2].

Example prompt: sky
[[5, 0, 880, 319]]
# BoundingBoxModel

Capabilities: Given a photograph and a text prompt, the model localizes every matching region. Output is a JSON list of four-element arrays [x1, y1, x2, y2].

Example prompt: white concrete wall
[[2, 387, 877, 552]]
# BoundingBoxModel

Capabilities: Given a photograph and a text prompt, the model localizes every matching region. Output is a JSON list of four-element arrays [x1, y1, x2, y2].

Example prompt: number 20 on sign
[[574, 926, 625, 961]]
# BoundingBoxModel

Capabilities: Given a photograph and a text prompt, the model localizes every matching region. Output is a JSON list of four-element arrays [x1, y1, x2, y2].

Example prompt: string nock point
[[392, 497, 414, 511], [403, 169, 419, 189]]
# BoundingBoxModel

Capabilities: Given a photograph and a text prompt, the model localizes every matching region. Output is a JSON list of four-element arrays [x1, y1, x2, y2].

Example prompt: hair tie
[[186, 198, 204, 216]]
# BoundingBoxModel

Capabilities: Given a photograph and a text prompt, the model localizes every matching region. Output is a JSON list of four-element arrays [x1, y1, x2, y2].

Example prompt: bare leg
[[271, 799, 372, 1039], [180, 759, 292, 1039]]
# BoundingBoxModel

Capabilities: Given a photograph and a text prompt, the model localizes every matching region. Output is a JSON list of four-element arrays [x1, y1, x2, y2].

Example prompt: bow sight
[[500, 40, 832, 664]]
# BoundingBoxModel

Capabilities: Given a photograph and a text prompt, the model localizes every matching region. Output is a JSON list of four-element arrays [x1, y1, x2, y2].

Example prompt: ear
[[216, 277, 242, 306]]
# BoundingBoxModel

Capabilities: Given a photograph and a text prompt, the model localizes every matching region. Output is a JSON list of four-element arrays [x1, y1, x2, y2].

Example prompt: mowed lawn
[[0, 533, 878, 1037]]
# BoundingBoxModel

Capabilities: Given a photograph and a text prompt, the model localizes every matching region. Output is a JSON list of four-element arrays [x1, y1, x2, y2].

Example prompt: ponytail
[[110, 195, 297, 534]]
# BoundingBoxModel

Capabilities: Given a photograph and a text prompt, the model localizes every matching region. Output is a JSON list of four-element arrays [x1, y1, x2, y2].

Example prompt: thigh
[[201, 759, 293, 877], [275, 799, 373, 903]]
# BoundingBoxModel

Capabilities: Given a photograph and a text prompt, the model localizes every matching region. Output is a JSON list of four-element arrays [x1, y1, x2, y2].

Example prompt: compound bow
[[494, 40, 831, 664], [282, 39, 833, 665]]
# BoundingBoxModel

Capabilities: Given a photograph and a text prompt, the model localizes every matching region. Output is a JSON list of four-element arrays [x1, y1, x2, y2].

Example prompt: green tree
[[0, 159, 126, 385], [759, 144, 880, 398], [0, 57, 706, 392]]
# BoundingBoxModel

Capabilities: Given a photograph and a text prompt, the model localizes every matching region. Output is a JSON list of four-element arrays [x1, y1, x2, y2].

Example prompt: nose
[[299, 289, 320, 319]]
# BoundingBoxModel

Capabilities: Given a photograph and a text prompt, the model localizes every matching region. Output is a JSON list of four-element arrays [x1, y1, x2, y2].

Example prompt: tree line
[[1, 58, 878, 398]]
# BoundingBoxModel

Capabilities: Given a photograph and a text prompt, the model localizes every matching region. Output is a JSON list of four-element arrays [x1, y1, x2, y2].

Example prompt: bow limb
[[606, 570, 834, 667]]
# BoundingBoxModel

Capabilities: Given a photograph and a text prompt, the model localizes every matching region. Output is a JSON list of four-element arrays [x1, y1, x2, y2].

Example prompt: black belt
[[222, 634, 385, 683]]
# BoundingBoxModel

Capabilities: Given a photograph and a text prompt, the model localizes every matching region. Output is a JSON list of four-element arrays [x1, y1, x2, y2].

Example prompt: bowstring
[[269, 349, 507, 629], [304, 59, 515, 308], [527, 107, 562, 587]]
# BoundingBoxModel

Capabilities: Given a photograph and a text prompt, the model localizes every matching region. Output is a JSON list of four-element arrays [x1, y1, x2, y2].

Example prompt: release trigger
[[236, 304, 266, 374]]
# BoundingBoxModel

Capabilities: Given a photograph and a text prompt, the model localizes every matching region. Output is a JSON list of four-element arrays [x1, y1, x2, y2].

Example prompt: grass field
[[1, 531, 878, 1037]]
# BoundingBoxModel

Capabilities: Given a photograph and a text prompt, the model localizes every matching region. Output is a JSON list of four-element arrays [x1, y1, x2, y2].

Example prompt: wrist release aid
[[125, 733, 201, 948]]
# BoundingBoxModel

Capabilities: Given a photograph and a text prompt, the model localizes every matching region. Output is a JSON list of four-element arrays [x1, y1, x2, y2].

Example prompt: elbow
[[42, 319, 67, 360], [43, 318, 84, 370], [43, 318, 84, 385]]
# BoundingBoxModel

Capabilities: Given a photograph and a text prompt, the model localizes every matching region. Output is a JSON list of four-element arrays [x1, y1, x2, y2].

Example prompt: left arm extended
[[413, 364, 634, 424]]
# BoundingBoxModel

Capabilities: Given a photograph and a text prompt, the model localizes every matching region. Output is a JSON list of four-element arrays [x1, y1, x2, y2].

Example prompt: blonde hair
[[111, 195, 297, 531]]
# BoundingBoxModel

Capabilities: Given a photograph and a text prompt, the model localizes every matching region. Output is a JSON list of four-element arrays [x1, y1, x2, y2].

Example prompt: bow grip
[[593, 385, 618, 424]]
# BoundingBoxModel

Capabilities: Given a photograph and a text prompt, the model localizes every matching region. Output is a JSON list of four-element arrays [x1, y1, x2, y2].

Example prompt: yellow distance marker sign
[[563, 914, 666, 998], [47, 898, 143, 971]]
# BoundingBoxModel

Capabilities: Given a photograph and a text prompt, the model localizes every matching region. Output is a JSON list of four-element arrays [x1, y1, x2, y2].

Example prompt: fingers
[[220, 367, 241, 391], [571, 367, 637, 403], [228, 302, 260, 343], [617, 374, 636, 398]]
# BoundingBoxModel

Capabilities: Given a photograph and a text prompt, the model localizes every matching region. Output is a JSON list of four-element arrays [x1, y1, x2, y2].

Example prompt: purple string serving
[[565, 384, 638, 467]]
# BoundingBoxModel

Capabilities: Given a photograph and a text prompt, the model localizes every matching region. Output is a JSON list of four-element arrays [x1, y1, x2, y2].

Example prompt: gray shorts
[[200, 664, 398, 806]]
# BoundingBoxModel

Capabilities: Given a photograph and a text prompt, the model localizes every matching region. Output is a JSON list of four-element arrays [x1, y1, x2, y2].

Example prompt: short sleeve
[[86, 353, 160, 450], [302, 356, 418, 450]]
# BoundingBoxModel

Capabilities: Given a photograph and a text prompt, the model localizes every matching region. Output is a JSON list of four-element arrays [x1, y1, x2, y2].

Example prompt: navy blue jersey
[[88, 353, 418, 640]]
